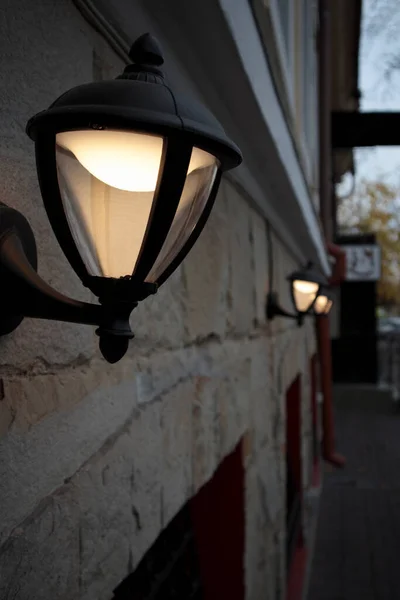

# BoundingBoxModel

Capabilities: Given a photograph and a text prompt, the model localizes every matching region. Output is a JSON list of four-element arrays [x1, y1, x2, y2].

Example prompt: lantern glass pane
[[146, 147, 219, 283], [314, 294, 329, 314], [56, 130, 164, 278], [324, 299, 333, 314], [293, 279, 319, 312]]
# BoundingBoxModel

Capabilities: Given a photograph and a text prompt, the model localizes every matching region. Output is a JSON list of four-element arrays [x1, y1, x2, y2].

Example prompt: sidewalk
[[307, 386, 400, 600]]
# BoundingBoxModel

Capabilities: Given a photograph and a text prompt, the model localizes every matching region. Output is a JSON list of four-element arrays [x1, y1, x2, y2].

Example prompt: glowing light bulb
[[57, 130, 164, 192], [293, 279, 319, 312], [57, 130, 216, 193], [293, 280, 319, 295], [56, 129, 218, 279], [314, 295, 329, 314]]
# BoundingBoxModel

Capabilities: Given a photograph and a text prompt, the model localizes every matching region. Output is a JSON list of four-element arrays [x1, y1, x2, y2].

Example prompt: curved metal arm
[[266, 292, 304, 327], [0, 229, 136, 363], [1, 230, 104, 325]]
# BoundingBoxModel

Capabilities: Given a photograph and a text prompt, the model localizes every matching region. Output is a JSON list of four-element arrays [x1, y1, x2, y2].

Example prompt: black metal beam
[[332, 111, 400, 148]]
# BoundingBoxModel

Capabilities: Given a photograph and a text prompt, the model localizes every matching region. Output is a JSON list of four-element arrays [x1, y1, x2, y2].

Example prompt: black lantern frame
[[0, 33, 242, 363], [288, 261, 328, 315], [266, 290, 304, 326], [266, 262, 328, 326]]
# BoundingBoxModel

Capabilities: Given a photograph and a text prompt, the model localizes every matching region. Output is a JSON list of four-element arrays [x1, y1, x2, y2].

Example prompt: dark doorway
[[112, 440, 245, 600], [191, 440, 245, 600], [332, 234, 378, 384]]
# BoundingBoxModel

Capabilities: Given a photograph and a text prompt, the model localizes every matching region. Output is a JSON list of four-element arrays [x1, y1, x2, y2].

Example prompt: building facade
[[0, 1, 360, 599]]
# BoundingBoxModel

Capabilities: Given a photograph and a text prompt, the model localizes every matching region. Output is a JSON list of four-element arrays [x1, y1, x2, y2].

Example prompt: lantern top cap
[[26, 33, 242, 171], [129, 33, 164, 67], [288, 261, 328, 286]]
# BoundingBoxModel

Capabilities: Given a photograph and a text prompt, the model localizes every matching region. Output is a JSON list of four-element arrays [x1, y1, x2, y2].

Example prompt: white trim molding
[[218, 0, 329, 273]]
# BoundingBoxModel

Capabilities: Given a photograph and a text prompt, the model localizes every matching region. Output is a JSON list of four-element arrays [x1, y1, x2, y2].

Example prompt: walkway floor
[[307, 387, 400, 600]]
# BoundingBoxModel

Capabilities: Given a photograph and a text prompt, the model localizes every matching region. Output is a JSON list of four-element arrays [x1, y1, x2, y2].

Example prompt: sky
[[354, 0, 400, 186]]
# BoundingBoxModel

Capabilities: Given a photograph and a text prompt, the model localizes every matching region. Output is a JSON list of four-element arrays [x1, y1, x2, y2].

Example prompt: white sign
[[342, 244, 381, 281]]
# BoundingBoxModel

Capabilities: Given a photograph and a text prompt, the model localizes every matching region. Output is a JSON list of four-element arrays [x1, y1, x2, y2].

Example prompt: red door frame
[[285, 375, 307, 600], [286, 375, 302, 510], [310, 354, 321, 487]]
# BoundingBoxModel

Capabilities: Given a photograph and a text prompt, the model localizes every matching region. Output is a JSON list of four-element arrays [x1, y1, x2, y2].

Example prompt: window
[[250, 0, 296, 118], [277, 0, 291, 55], [251, 0, 319, 192], [293, 0, 319, 187], [301, 0, 318, 173], [271, 0, 295, 107]]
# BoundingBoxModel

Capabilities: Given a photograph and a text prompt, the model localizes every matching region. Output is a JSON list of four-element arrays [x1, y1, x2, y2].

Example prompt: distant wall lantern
[[266, 262, 328, 326], [289, 263, 328, 314], [0, 33, 242, 363], [313, 289, 333, 316]]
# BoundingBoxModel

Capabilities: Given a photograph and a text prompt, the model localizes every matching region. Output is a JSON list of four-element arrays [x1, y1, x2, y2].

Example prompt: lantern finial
[[118, 33, 165, 83], [129, 33, 164, 67]]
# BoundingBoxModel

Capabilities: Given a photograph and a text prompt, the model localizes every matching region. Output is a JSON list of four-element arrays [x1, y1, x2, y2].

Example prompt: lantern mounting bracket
[[0, 34, 243, 365], [266, 291, 304, 327], [0, 203, 156, 363]]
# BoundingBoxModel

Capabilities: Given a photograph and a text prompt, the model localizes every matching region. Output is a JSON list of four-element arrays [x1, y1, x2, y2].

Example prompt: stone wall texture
[[0, 2, 319, 599]]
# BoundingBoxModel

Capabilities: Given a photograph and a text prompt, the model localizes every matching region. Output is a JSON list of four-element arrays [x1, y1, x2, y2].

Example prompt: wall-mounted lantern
[[0, 33, 242, 363], [266, 262, 328, 326], [313, 289, 333, 316]]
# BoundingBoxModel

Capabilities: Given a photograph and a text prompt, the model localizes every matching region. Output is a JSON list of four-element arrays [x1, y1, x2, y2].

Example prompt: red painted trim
[[284, 376, 317, 600], [190, 441, 245, 600], [312, 462, 321, 488], [317, 317, 346, 468], [310, 354, 318, 463], [310, 354, 323, 487], [310, 355, 318, 432], [286, 376, 302, 493], [286, 543, 308, 600], [327, 242, 346, 286]]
